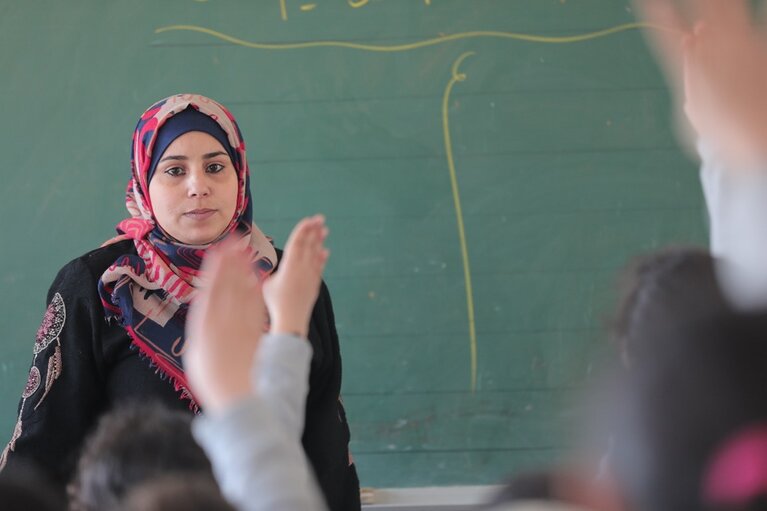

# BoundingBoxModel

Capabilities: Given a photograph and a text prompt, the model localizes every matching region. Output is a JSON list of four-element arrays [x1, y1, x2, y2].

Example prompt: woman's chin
[[170, 230, 223, 246]]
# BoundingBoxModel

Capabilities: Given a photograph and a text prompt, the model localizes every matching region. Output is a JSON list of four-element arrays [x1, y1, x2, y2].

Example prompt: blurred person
[[604, 312, 767, 511], [635, 0, 767, 307], [610, 246, 730, 368], [68, 401, 215, 511], [116, 475, 236, 511]]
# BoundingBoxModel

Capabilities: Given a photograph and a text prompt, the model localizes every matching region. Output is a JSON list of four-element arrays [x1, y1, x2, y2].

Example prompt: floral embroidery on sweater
[[0, 293, 66, 471]]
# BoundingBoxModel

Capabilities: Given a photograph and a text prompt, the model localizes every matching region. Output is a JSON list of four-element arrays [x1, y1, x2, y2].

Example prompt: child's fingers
[[303, 224, 328, 272], [284, 215, 326, 264], [306, 222, 324, 257], [319, 225, 329, 245], [194, 250, 228, 312], [282, 217, 316, 263], [283, 218, 310, 251], [318, 248, 330, 272], [201, 245, 254, 314], [313, 228, 329, 260], [286, 215, 324, 246], [635, 0, 690, 92], [695, 0, 750, 29], [682, 30, 704, 128]]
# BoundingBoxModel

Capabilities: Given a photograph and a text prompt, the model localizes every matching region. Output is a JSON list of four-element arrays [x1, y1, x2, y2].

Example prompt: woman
[[0, 94, 360, 511]]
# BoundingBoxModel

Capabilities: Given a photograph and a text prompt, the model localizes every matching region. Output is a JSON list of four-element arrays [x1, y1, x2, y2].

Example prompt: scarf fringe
[[125, 331, 200, 414], [105, 289, 200, 413]]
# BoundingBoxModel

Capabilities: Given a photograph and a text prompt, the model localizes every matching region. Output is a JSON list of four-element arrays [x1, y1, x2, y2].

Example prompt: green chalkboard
[[0, 0, 706, 487]]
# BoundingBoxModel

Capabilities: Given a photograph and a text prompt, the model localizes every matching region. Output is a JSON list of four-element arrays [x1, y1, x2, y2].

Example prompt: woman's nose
[[187, 169, 211, 197]]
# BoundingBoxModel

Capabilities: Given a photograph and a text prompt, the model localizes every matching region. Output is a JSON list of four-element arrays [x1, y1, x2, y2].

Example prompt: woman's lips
[[183, 208, 216, 220]]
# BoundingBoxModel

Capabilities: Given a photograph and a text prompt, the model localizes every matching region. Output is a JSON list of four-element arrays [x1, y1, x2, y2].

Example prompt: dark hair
[[608, 312, 767, 511], [611, 246, 730, 367], [116, 475, 236, 511], [0, 467, 64, 511], [69, 401, 215, 511]]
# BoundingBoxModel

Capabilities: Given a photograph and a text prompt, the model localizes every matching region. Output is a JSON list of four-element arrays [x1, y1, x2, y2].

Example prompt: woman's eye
[[164, 167, 185, 177], [207, 163, 225, 173]]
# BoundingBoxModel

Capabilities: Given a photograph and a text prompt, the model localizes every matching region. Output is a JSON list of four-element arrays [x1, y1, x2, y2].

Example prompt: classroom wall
[[0, 0, 706, 487]]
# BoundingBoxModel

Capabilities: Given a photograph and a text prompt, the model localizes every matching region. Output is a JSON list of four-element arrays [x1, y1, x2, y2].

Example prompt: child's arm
[[637, 0, 767, 307], [184, 216, 330, 511], [260, 215, 329, 440]]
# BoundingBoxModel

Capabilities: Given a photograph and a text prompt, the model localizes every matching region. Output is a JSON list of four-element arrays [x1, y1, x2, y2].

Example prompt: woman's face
[[148, 131, 238, 245]]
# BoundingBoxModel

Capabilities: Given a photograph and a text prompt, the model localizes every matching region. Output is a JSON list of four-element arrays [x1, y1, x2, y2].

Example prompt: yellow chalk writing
[[155, 23, 653, 52], [201, 0, 435, 21], [442, 52, 478, 393]]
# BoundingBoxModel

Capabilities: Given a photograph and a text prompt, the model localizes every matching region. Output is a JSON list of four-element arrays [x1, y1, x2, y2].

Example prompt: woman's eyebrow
[[158, 151, 227, 164], [203, 151, 228, 159], [159, 154, 187, 163]]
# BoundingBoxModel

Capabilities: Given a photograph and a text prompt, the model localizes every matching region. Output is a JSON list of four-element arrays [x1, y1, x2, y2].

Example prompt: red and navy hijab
[[98, 94, 276, 409]]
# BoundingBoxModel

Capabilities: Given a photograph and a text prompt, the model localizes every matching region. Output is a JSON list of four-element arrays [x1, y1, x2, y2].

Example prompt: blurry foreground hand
[[263, 215, 329, 339], [636, 0, 767, 168], [184, 215, 329, 414]]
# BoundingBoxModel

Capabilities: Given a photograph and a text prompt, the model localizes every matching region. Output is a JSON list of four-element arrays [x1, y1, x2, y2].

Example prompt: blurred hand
[[185, 241, 266, 414], [184, 215, 328, 413], [636, 0, 767, 167], [263, 215, 329, 339]]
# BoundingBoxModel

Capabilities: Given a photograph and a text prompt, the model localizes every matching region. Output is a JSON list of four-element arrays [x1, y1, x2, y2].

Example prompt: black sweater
[[1, 240, 360, 511]]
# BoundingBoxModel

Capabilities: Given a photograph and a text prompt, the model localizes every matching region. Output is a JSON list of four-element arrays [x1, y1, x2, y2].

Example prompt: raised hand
[[636, 0, 767, 167], [263, 215, 330, 339], [184, 241, 267, 414]]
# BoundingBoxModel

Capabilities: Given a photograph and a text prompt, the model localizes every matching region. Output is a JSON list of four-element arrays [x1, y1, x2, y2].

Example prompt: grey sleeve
[[192, 334, 327, 511], [256, 333, 312, 440], [699, 141, 767, 308]]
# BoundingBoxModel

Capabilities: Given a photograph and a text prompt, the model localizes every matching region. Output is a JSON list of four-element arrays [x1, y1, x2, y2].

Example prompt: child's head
[[607, 311, 767, 511], [69, 401, 215, 511], [611, 246, 730, 367], [116, 475, 236, 511]]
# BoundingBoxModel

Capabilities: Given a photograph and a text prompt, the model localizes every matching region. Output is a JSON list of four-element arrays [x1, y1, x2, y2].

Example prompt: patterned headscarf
[[98, 94, 277, 409]]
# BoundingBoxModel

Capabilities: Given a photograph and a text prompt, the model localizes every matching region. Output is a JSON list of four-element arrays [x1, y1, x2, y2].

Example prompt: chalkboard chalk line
[[441, 52, 478, 393], [154, 22, 662, 52]]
